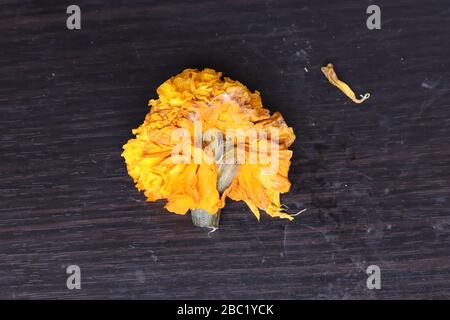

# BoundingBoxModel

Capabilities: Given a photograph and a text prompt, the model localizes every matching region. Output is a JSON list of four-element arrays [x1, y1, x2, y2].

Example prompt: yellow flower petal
[[321, 63, 370, 104]]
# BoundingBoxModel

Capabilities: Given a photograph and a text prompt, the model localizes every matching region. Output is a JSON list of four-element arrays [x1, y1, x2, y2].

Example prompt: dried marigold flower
[[122, 68, 296, 229], [321, 63, 370, 104]]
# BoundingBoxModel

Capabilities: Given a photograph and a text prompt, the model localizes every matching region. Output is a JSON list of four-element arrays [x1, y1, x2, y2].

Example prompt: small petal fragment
[[321, 63, 370, 104]]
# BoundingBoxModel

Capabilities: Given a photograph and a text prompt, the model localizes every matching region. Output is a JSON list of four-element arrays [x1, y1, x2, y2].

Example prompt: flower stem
[[191, 209, 221, 229], [190, 136, 238, 229]]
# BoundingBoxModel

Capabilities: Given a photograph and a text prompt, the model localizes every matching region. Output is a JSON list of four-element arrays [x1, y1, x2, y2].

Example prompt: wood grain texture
[[0, 0, 449, 299]]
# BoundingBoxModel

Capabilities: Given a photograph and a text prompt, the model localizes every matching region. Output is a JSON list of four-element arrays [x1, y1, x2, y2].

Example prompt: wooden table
[[1, 0, 449, 299]]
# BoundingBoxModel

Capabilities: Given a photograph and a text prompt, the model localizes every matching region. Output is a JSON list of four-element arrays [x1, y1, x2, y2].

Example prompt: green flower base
[[191, 209, 221, 229]]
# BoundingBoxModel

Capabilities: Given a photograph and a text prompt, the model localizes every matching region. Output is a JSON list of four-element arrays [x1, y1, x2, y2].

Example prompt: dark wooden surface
[[1, 0, 449, 299]]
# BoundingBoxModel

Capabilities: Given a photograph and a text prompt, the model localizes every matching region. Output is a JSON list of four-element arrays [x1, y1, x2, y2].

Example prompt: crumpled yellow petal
[[321, 63, 370, 104]]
